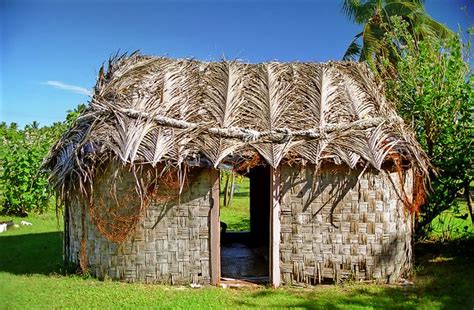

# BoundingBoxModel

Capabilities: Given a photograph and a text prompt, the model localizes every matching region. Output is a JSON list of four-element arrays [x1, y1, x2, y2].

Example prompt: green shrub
[[0, 104, 86, 216], [0, 123, 63, 216], [380, 18, 474, 237]]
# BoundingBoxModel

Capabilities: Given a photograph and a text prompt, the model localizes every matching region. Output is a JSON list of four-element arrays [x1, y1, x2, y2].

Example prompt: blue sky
[[1, 0, 472, 127]]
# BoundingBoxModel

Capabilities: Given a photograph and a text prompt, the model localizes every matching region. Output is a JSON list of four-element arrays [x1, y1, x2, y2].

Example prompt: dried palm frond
[[43, 54, 431, 208]]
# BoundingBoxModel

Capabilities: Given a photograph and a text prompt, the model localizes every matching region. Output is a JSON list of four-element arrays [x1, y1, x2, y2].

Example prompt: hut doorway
[[219, 166, 271, 284]]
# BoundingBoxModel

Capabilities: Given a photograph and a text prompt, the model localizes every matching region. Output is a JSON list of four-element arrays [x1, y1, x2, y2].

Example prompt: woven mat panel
[[279, 165, 413, 285], [67, 169, 212, 284]]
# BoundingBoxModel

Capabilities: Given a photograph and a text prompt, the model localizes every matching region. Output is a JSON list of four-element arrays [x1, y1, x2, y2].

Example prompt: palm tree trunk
[[464, 179, 473, 224], [227, 172, 235, 208], [223, 173, 230, 208]]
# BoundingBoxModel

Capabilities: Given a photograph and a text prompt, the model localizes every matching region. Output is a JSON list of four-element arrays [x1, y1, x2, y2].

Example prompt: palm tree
[[30, 121, 40, 130], [66, 103, 87, 126], [342, 0, 452, 62]]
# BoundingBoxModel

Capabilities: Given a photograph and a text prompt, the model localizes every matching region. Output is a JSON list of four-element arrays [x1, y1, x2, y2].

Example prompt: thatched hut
[[44, 54, 429, 286]]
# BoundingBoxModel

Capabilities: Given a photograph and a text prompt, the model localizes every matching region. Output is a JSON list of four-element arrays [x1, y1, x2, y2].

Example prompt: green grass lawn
[[219, 176, 251, 231], [1, 210, 473, 309]]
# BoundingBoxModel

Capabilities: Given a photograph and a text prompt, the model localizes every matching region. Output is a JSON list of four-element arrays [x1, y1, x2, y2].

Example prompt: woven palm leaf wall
[[279, 164, 413, 284], [67, 168, 213, 284]]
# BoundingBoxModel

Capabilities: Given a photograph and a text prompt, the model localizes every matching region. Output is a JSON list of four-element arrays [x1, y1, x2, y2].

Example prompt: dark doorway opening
[[220, 166, 270, 283]]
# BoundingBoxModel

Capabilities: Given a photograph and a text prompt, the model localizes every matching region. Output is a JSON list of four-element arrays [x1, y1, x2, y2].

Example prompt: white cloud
[[42, 80, 92, 96]]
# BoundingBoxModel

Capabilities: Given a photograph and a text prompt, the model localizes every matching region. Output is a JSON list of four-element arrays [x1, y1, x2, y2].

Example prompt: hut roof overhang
[[44, 54, 429, 190]]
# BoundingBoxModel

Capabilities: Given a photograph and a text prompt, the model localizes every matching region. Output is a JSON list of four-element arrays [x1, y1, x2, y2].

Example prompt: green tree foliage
[[341, 0, 452, 67], [0, 105, 84, 216], [65, 104, 87, 126], [0, 122, 65, 216], [380, 17, 473, 236]]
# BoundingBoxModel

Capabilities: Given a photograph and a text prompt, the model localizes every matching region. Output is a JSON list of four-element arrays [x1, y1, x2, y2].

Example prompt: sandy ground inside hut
[[220, 243, 269, 284]]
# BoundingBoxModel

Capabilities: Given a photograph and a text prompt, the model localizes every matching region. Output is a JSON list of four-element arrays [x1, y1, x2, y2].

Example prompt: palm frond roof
[[44, 53, 429, 190]]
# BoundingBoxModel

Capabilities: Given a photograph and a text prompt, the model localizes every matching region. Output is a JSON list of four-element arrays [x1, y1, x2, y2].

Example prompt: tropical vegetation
[[0, 104, 86, 216], [342, 0, 453, 72], [379, 17, 473, 235]]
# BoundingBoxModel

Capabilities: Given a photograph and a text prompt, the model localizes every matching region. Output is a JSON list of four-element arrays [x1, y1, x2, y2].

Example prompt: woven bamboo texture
[[67, 169, 212, 284], [279, 164, 413, 284], [67, 163, 414, 285]]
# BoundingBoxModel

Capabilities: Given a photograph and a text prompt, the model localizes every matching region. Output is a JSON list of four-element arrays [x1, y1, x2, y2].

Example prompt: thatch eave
[[43, 53, 430, 199]]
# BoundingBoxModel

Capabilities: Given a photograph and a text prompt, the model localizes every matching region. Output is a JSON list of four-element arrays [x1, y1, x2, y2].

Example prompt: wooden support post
[[209, 169, 220, 285], [269, 166, 281, 288], [63, 202, 70, 264]]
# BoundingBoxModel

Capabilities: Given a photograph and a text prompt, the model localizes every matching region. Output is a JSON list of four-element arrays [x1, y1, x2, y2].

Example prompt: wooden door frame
[[209, 169, 220, 285], [269, 166, 281, 288], [209, 167, 281, 287]]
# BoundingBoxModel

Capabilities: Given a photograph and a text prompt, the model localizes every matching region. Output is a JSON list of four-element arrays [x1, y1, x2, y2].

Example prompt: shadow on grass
[[236, 239, 474, 310], [226, 191, 250, 198], [226, 218, 251, 232], [0, 232, 63, 275], [235, 287, 416, 309]]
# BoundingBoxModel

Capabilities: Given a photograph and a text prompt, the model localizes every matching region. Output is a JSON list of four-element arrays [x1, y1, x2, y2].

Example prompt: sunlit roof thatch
[[43, 53, 430, 194]]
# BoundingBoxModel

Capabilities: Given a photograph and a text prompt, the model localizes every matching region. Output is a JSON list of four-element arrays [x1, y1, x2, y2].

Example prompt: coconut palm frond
[[292, 138, 329, 167], [197, 61, 248, 165], [343, 33, 363, 61], [325, 130, 366, 169], [249, 62, 297, 167], [43, 55, 430, 201], [365, 124, 400, 169], [341, 0, 378, 25], [343, 0, 452, 67], [292, 63, 322, 126], [321, 64, 356, 124]]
